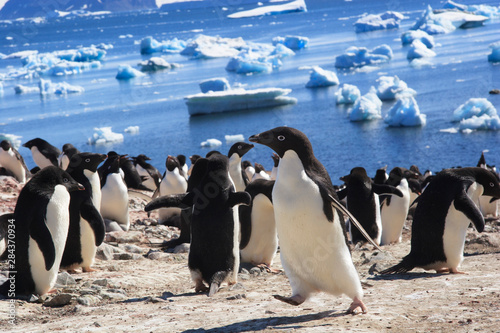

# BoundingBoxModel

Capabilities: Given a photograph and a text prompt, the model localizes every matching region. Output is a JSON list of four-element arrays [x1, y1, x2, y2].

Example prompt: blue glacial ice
[[116, 65, 145, 80], [138, 57, 181, 72], [459, 115, 500, 131], [199, 78, 231, 93], [443, 1, 500, 19], [302, 66, 339, 88], [401, 30, 435, 48], [488, 41, 500, 63], [14, 85, 40, 94], [412, 5, 488, 35], [335, 84, 361, 105], [349, 87, 382, 122], [384, 96, 427, 127], [407, 40, 437, 60], [376, 76, 416, 101], [88, 127, 124, 145], [335, 45, 393, 69], [140, 36, 187, 55], [39, 79, 84, 95], [452, 98, 497, 122], [226, 43, 294, 75], [272, 36, 309, 50], [354, 11, 405, 33], [228, 0, 307, 19]]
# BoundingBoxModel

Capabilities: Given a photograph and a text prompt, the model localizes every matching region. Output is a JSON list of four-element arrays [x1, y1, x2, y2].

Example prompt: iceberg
[[272, 36, 309, 50], [459, 115, 500, 131], [228, 0, 307, 19], [116, 65, 145, 80], [335, 84, 361, 105], [443, 1, 500, 20], [185, 88, 297, 116], [384, 96, 427, 127], [53, 46, 106, 62], [354, 11, 405, 33], [124, 126, 140, 134], [14, 85, 40, 94], [401, 30, 435, 48], [180, 35, 246, 59], [452, 98, 497, 122], [225, 43, 293, 75], [376, 76, 416, 101], [349, 87, 382, 122], [412, 5, 488, 35], [225, 134, 245, 143], [488, 42, 500, 63], [88, 127, 124, 145], [138, 57, 181, 72], [302, 66, 339, 88], [335, 44, 393, 69], [140, 36, 186, 55], [407, 40, 436, 60], [199, 77, 231, 93], [200, 138, 222, 148], [39, 78, 84, 95]]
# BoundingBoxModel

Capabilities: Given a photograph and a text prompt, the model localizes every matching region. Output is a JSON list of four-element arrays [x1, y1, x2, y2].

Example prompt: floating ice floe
[[301, 66, 339, 88], [272, 36, 309, 50], [124, 126, 140, 134], [407, 40, 436, 60], [138, 57, 181, 72], [443, 1, 500, 20], [488, 42, 500, 63], [412, 5, 488, 35], [335, 45, 393, 69], [452, 98, 497, 122], [2, 50, 38, 60], [376, 76, 416, 101], [200, 138, 222, 148], [200, 77, 231, 93], [88, 127, 124, 145], [459, 115, 500, 131], [385, 96, 427, 127], [401, 30, 435, 48], [116, 65, 145, 80], [180, 35, 246, 59], [53, 47, 106, 62], [39, 78, 85, 95], [226, 43, 294, 74], [14, 85, 40, 94], [335, 84, 361, 105], [225, 134, 245, 143], [140, 36, 187, 55], [228, 0, 307, 19], [185, 88, 297, 116], [354, 11, 405, 33], [349, 87, 382, 122]]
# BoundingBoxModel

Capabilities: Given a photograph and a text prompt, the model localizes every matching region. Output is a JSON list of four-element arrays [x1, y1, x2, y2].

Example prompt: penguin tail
[[379, 257, 415, 275], [208, 271, 227, 297]]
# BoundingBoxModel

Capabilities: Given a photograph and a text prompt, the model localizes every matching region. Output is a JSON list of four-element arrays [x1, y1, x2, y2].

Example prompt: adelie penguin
[[249, 126, 380, 314], [22, 138, 61, 169], [0, 166, 84, 297], [132, 154, 162, 191], [145, 153, 251, 296], [0, 140, 30, 183], [381, 167, 500, 275], [337, 167, 403, 246], [61, 153, 107, 273], [58, 143, 80, 170], [227, 142, 254, 192], [157, 155, 188, 225]]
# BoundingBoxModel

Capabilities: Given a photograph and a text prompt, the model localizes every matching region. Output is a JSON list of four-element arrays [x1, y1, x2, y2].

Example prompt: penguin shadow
[[370, 272, 442, 281], [181, 309, 345, 333]]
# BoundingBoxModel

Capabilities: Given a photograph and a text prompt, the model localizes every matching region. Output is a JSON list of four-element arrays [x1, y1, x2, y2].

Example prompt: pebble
[[120, 244, 145, 254], [77, 295, 101, 306], [107, 230, 147, 243], [55, 271, 77, 287], [92, 278, 108, 287], [227, 294, 246, 300], [113, 252, 144, 260], [172, 243, 190, 254], [100, 291, 128, 301], [43, 293, 73, 307], [96, 243, 125, 261]]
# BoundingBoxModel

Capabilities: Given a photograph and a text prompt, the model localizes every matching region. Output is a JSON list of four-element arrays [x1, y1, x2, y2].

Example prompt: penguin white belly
[[244, 166, 255, 182], [31, 146, 53, 169], [79, 217, 97, 268], [229, 156, 245, 192], [479, 195, 498, 217], [230, 205, 240, 284], [158, 170, 187, 223], [0, 150, 25, 183], [58, 154, 70, 170], [274, 151, 362, 300], [380, 180, 410, 245], [252, 171, 271, 182], [84, 169, 101, 212], [101, 174, 129, 229], [240, 194, 277, 266], [136, 164, 156, 191], [29, 185, 70, 295]]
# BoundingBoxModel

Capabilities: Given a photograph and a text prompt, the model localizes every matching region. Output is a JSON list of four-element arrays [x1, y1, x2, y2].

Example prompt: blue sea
[[0, 0, 499, 183]]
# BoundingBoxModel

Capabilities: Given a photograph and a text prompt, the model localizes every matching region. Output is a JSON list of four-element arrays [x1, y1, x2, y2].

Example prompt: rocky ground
[[0, 176, 499, 332]]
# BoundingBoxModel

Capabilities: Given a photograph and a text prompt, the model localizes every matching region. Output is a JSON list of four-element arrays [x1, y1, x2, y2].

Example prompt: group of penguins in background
[[1, 126, 500, 314]]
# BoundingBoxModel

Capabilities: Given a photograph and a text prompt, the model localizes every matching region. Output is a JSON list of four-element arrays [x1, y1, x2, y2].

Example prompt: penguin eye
[[238, 145, 242, 150], [63, 178, 69, 183], [85, 158, 90, 163], [490, 182, 495, 187], [277, 135, 285, 141]]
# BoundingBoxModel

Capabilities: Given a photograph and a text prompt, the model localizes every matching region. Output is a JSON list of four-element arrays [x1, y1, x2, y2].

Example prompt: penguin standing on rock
[[249, 126, 378, 314], [23, 138, 61, 169], [0, 166, 84, 297], [0, 140, 30, 183], [381, 167, 500, 274]]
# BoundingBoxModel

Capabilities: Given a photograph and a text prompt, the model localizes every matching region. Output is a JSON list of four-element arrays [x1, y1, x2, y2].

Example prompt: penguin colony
[[0, 128, 499, 315]]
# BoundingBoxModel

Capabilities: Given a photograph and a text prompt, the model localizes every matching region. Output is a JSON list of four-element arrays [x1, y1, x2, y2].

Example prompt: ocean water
[[0, 0, 499, 183]]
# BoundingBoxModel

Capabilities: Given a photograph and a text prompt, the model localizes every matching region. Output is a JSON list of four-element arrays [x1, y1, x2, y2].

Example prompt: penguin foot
[[82, 267, 98, 273], [194, 281, 209, 293], [254, 263, 282, 274], [66, 269, 78, 274], [347, 297, 367, 315], [273, 294, 305, 306], [449, 268, 466, 274]]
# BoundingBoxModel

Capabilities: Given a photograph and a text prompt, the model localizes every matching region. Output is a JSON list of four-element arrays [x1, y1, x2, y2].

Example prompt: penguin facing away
[[252, 162, 271, 181], [249, 126, 378, 314], [0, 140, 30, 183], [22, 138, 61, 169], [61, 153, 107, 272], [100, 155, 130, 231], [239, 179, 278, 271], [145, 153, 251, 296], [381, 167, 500, 274], [227, 142, 254, 192], [58, 143, 80, 170], [337, 167, 403, 246], [0, 166, 84, 297]]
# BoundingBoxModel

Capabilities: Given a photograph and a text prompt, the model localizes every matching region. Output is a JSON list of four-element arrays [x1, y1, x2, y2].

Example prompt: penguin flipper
[[228, 191, 252, 207], [328, 194, 382, 251], [144, 193, 193, 212], [336, 187, 347, 201], [31, 219, 56, 271], [454, 190, 485, 232], [80, 200, 105, 246], [372, 184, 404, 197], [239, 204, 252, 250]]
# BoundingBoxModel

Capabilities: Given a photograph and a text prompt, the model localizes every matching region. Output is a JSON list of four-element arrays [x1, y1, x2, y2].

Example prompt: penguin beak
[[248, 134, 260, 143], [77, 183, 85, 191]]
